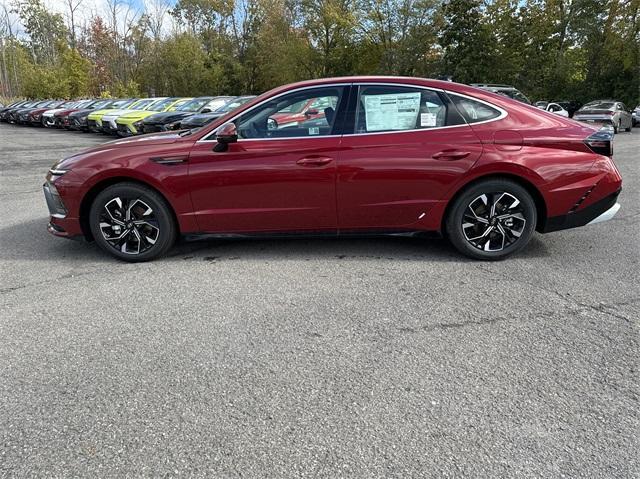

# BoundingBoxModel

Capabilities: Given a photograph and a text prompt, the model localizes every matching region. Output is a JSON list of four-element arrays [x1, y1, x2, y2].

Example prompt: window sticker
[[309, 127, 320, 135], [363, 92, 420, 131], [420, 112, 437, 127]]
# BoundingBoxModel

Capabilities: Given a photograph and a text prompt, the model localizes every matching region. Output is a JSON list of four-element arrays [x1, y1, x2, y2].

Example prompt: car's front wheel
[[89, 182, 176, 262], [445, 179, 537, 260]]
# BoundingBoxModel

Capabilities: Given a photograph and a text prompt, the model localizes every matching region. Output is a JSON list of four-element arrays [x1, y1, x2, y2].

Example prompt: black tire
[[625, 123, 631, 132], [89, 182, 177, 262], [445, 179, 537, 260], [614, 122, 619, 134]]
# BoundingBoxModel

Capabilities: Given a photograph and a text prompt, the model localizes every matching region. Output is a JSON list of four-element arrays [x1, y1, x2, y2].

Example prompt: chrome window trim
[[197, 81, 508, 143]]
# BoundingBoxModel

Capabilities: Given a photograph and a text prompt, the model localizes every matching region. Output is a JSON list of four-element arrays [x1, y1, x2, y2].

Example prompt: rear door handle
[[432, 150, 471, 160], [296, 156, 334, 167]]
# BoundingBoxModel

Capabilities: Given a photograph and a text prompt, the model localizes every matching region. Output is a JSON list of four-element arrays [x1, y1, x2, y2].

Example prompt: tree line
[[0, 0, 638, 106]]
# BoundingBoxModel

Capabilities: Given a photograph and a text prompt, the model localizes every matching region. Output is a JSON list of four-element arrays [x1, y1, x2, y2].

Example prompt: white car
[[41, 100, 92, 127], [545, 102, 569, 117]]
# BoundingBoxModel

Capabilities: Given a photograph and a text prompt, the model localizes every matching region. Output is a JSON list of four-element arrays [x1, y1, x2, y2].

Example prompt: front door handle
[[296, 156, 334, 167], [432, 150, 471, 160]]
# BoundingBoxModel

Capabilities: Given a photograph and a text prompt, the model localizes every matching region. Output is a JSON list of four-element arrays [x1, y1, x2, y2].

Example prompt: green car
[[115, 98, 193, 136], [98, 98, 167, 134], [86, 98, 139, 133]]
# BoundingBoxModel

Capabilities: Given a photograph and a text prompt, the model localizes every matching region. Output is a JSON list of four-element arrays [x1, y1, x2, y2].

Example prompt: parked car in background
[[42, 99, 93, 127], [99, 98, 169, 135], [534, 101, 548, 109], [142, 96, 234, 133], [87, 98, 139, 132], [470, 84, 531, 104], [179, 96, 256, 129], [115, 97, 193, 137], [68, 99, 118, 131], [0, 99, 30, 121], [545, 102, 569, 117], [573, 100, 632, 133], [44, 76, 621, 262], [18, 100, 65, 125], [5, 100, 39, 123], [633, 105, 639, 126], [550, 100, 582, 118]]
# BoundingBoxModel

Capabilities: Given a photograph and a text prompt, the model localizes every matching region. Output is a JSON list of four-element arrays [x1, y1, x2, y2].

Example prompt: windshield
[[110, 99, 135, 109], [218, 97, 254, 113], [89, 100, 111, 109], [205, 98, 232, 112], [148, 98, 177, 111], [178, 98, 212, 112], [129, 99, 157, 110]]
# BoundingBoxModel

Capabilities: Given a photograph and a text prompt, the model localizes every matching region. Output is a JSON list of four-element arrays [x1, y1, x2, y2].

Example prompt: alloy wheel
[[462, 192, 527, 252], [98, 197, 160, 255]]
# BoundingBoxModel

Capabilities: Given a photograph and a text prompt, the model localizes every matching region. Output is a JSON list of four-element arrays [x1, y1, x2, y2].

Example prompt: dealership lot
[[0, 125, 638, 476]]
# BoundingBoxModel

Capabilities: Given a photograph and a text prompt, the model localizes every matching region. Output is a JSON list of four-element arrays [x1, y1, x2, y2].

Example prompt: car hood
[[118, 110, 158, 121], [57, 132, 186, 169], [144, 111, 193, 123], [101, 108, 143, 119], [43, 108, 67, 116]]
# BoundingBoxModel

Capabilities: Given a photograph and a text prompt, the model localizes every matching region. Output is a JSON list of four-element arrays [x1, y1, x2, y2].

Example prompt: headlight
[[133, 120, 144, 130], [49, 160, 69, 176]]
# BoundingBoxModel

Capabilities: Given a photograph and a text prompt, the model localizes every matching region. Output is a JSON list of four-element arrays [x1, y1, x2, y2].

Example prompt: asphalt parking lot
[[1, 124, 638, 477]]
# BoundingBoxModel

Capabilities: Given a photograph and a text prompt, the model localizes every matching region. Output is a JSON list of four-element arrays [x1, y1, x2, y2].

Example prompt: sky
[[1, 0, 179, 38]]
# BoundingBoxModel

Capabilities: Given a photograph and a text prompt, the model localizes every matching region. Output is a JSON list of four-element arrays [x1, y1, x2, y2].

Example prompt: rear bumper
[[541, 188, 621, 232]]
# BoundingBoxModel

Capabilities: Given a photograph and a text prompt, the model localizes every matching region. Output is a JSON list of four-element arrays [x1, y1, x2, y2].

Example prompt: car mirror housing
[[213, 122, 238, 152], [201, 108, 212, 114]]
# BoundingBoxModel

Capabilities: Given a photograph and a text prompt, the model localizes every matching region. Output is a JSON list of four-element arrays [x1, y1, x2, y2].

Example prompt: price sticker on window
[[420, 113, 437, 127]]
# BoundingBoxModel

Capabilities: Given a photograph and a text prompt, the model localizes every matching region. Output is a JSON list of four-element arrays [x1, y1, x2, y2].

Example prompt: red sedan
[[44, 76, 622, 261]]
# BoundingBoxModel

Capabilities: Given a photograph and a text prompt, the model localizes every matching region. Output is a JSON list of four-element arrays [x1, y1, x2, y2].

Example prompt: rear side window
[[449, 94, 503, 124], [355, 86, 464, 133]]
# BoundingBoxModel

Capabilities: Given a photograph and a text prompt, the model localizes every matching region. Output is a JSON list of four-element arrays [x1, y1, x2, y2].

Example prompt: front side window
[[235, 87, 343, 139], [355, 86, 460, 133], [449, 94, 503, 124]]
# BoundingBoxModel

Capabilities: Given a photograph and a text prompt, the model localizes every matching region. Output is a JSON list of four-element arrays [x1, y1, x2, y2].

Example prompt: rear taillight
[[584, 129, 613, 157]]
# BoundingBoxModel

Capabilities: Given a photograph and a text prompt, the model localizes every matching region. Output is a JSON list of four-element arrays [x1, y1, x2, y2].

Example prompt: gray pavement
[[0, 123, 638, 478]]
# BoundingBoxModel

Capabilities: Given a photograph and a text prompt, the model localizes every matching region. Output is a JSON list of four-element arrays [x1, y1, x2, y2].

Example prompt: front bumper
[[116, 122, 137, 136], [43, 178, 84, 239]]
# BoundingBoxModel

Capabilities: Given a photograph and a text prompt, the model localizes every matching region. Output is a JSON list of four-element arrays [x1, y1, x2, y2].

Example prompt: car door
[[336, 84, 485, 231], [187, 85, 348, 234]]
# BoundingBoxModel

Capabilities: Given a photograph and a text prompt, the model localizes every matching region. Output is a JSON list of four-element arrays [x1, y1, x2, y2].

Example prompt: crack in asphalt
[[473, 264, 636, 324], [396, 316, 507, 334]]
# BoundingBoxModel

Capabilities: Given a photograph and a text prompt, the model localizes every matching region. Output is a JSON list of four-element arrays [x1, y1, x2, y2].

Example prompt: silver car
[[573, 100, 633, 133]]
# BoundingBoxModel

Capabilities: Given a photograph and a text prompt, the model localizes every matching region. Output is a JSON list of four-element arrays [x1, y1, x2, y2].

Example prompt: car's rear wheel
[[89, 182, 176, 262], [445, 179, 537, 260]]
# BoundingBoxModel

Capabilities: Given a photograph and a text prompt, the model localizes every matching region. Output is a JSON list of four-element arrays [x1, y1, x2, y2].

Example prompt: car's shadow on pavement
[[2, 217, 552, 263]]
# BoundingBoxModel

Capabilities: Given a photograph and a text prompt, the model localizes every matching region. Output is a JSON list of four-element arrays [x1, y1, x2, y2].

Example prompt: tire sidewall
[[446, 179, 537, 260], [89, 183, 176, 262]]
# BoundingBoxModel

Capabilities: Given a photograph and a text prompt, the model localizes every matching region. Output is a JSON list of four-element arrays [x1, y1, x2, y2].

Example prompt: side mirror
[[201, 108, 212, 113], [213, 122, 237, 152], [305, 108, 319, 117]]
